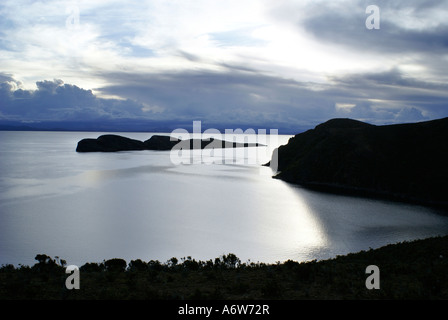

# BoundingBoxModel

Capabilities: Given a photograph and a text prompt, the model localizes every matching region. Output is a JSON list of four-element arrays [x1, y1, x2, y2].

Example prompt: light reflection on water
[[1, 131, 448, 267]]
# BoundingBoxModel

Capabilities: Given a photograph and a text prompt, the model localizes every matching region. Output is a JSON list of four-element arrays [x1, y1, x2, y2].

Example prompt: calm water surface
[[1, 131, 448, 267]]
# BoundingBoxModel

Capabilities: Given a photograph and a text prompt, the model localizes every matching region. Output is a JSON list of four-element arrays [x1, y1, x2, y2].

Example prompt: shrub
[[128, 259, 147, 272], [80, 262, 104, 273], [104, 258, 127, 272]]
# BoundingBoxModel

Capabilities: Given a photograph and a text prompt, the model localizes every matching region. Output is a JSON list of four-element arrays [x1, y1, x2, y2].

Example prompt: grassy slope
[[1, 235, 448, 300]]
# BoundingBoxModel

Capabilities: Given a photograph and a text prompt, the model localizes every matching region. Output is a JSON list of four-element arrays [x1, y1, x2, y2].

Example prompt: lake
[[1, 130, 448, 267]]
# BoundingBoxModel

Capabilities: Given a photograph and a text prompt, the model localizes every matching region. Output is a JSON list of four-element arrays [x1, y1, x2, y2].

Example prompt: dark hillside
[[1, 236, 448, 299], [271, 117, 448, 210]]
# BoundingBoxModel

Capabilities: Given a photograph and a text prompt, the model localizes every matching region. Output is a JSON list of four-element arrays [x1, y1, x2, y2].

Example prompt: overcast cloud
[[1, 0, 447, 132]]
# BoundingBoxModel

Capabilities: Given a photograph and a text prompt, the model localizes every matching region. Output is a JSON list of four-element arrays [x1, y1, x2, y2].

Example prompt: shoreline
[[273, 177, 448, 214]]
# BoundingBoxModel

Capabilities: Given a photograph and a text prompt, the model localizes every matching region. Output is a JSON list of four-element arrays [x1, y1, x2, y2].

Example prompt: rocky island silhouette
[[76, 134, 264, 152]]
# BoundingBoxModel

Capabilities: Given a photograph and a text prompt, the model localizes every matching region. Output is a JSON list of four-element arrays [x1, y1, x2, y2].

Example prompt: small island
[[76, 134, 264, 152], [267, 117, 448, 211]]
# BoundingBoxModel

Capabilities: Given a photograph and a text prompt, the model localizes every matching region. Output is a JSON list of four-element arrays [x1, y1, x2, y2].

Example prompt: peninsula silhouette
[[76, 134, 264, 152], [268, 117, 448, 211]]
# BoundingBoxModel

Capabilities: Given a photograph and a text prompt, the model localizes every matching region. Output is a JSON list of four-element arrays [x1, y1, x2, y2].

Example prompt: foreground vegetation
[[1, 235, 448, 300]]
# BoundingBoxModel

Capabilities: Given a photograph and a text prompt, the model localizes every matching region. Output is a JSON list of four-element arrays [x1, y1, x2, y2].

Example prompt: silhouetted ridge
[[315, 118, 374, 130], [143, 135, 179, 150], [76, 135, 146, 152], [271, 117, 448, 211], [76, 134, 264, 152]]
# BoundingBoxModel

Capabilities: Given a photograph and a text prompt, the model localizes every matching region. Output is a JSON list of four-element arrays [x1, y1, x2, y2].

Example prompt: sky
[[1, 0, 448, 133]]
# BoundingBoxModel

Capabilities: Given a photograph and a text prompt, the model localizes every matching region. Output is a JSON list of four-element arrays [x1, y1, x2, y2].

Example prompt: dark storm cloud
[[97, 68, 448, 127], [292, 0, 448, 54], [328, 68, 448, 120], [330, 69, 448, 102], [96, 70, 337, 128], [0, 74, 150, 122], [2, 65, 447, 131]]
